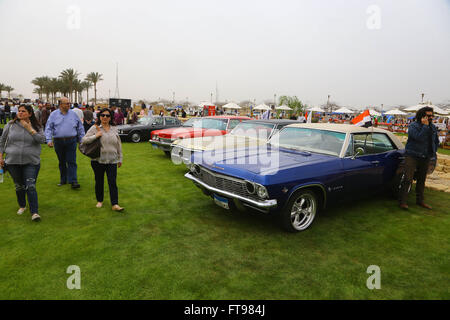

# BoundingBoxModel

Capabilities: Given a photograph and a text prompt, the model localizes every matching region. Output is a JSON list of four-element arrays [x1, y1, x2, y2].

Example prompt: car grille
[[197, 167, 259, 201], [160, 138, 173, 144]]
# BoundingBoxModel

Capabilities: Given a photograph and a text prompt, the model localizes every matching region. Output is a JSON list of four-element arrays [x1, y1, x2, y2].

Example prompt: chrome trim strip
[[185, 172, 278, 209]]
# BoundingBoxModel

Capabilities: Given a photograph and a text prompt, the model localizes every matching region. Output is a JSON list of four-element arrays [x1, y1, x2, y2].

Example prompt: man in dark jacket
[[399, 107, 439, 210]]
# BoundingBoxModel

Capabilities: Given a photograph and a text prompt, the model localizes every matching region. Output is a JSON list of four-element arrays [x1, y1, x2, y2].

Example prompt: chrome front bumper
[[185, 172, 277, 209], [149, 139, 172, 151]]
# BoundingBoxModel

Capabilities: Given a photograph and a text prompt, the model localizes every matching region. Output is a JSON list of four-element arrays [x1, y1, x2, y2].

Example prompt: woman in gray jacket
[[0, 104, 46, 221]]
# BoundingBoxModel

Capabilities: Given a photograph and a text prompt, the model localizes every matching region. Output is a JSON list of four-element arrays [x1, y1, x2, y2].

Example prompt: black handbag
[[79, 125, 101, 159]]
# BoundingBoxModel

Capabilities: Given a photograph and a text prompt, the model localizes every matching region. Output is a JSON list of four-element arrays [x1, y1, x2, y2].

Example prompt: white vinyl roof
[[283, 123, 404, 149]]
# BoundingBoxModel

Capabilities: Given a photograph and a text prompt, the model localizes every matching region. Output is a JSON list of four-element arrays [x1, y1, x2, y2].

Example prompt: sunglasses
[[100, 114, 111, 118]]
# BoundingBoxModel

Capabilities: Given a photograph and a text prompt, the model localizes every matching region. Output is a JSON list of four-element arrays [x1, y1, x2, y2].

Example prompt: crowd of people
[[0, 97, 124, 222]]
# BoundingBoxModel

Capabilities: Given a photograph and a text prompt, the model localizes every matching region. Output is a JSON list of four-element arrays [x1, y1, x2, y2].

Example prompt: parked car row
[[142, 117, 407, 233]]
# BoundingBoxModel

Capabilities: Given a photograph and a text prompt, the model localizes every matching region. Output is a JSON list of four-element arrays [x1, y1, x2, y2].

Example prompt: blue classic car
[[185, 123, 406, 232]]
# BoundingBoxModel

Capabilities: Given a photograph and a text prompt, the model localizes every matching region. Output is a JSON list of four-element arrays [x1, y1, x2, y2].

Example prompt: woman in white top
[[82, 108, 124, 212]]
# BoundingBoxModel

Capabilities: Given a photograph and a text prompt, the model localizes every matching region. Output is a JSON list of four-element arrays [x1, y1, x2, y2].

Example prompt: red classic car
[[150, 116, 251, 155]]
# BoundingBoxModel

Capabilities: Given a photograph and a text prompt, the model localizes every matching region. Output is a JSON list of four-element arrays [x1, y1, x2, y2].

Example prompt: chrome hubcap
[[290, 194, 316, 230], [132, 134, 140, 142]]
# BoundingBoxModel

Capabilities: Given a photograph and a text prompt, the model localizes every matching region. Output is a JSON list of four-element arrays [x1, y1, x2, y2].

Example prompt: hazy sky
[[0, 0, 449, 108]]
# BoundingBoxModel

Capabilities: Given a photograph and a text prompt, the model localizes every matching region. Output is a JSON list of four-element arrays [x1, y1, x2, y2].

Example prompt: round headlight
[[256, 184, 268, 199], [245, 181, 255, 194]]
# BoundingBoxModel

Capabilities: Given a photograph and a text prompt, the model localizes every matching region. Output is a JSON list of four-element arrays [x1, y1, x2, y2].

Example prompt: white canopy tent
[[222, 102, 241, 109], [307, 106, 325, 113], [254, 104, 271, 111], [404, 104, 449, 115], [275, 105, 292, 111], [384, 109, 407, 115], [431, 105, 449, 115], [334, 107, 354, 114]]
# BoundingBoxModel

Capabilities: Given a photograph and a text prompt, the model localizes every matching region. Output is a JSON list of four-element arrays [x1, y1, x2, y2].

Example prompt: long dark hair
[[14, 104, 41, 131], [95, 108, 115, 126], [416, 107, 433, 123]]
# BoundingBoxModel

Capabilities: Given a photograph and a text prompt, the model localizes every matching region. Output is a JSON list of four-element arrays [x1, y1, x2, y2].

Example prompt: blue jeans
[[54, 137, 78, 183], [7, 164, 41, 214]]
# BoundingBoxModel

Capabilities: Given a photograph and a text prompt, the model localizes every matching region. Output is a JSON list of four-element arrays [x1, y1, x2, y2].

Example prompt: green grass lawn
[[0, 143, 449, 300]]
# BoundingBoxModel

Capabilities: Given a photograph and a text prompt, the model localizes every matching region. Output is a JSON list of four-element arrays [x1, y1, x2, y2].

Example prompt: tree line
[[31, 69, 103, 105], [0, 83, 14, 99]]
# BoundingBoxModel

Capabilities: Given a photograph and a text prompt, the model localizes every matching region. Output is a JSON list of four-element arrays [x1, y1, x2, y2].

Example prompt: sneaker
[[96, 202, 103, 208], [31, 213, 41, 222], [17, 207, 27, 215]]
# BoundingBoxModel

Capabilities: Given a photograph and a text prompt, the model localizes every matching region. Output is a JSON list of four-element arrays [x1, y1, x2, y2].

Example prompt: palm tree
[[59, 69, 80, 102], [86, 72, 103, 105], [57, 78, 70, 98], [82, 80, 92, 104], [31, 77, 47, 100], [40, 76, 51, 102], [4, 86, 14, 99], [0, 83, 5, 99], [73, 79, 84, 104], [47, 77, 60, 105]]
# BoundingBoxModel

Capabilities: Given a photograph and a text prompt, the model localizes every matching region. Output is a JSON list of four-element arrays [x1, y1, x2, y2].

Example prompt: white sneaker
[[96, 202, 103, 208], [31, 213, 41, 222], [17, 207, 26, 215]]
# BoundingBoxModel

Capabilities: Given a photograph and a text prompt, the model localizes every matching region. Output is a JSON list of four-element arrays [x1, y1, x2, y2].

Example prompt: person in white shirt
[[72, 103, 84, 123], [297, 113, 306, 123], [11, 105, 19, 120]]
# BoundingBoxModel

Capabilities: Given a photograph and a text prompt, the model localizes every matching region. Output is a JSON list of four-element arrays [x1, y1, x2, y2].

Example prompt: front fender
[[286, 182, 328, 209]]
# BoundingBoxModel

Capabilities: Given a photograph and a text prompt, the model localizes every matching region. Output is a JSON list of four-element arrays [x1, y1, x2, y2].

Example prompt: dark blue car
[[185, 123, 406, 232]]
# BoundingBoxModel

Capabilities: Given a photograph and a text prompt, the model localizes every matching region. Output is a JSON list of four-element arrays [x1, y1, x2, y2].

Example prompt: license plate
[[151, 143, 158, 149], [213, 194, 229, 210]]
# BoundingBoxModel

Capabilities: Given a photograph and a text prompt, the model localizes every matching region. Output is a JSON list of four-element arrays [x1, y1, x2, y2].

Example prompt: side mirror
[[352, 147, 365, 159]]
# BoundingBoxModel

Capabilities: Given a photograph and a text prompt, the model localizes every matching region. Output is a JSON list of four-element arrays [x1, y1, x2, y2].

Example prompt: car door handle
[[371, 161, 380, 165]]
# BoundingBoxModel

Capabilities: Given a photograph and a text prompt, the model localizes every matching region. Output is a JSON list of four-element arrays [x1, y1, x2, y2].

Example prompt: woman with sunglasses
[[81, 108, 124, 211], [0, 104, 46, 221]]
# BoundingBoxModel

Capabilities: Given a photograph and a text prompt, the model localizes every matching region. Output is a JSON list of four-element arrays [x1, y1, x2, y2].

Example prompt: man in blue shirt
[[45, 97, 85, 189]]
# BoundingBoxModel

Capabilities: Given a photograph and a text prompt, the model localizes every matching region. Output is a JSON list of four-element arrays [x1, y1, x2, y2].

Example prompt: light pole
[[327, 95, 330, 113]]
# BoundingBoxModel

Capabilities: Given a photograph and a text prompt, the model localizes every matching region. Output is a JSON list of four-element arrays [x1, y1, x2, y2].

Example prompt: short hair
[[415, 107, 433, 123]]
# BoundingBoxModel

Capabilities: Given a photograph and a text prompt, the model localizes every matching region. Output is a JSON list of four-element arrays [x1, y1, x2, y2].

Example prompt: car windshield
[[270, 127, 346, 156], [230, 122, 275, 139], [181, 118, 200, 127], [192, 118, 228, 130], [137, 116, 157, 125]]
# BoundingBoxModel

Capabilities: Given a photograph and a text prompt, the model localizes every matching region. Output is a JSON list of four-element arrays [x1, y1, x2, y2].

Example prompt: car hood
[[174, 134, 267, 151], [155, 127, 225, 139], [197, 147, 336, 183]]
